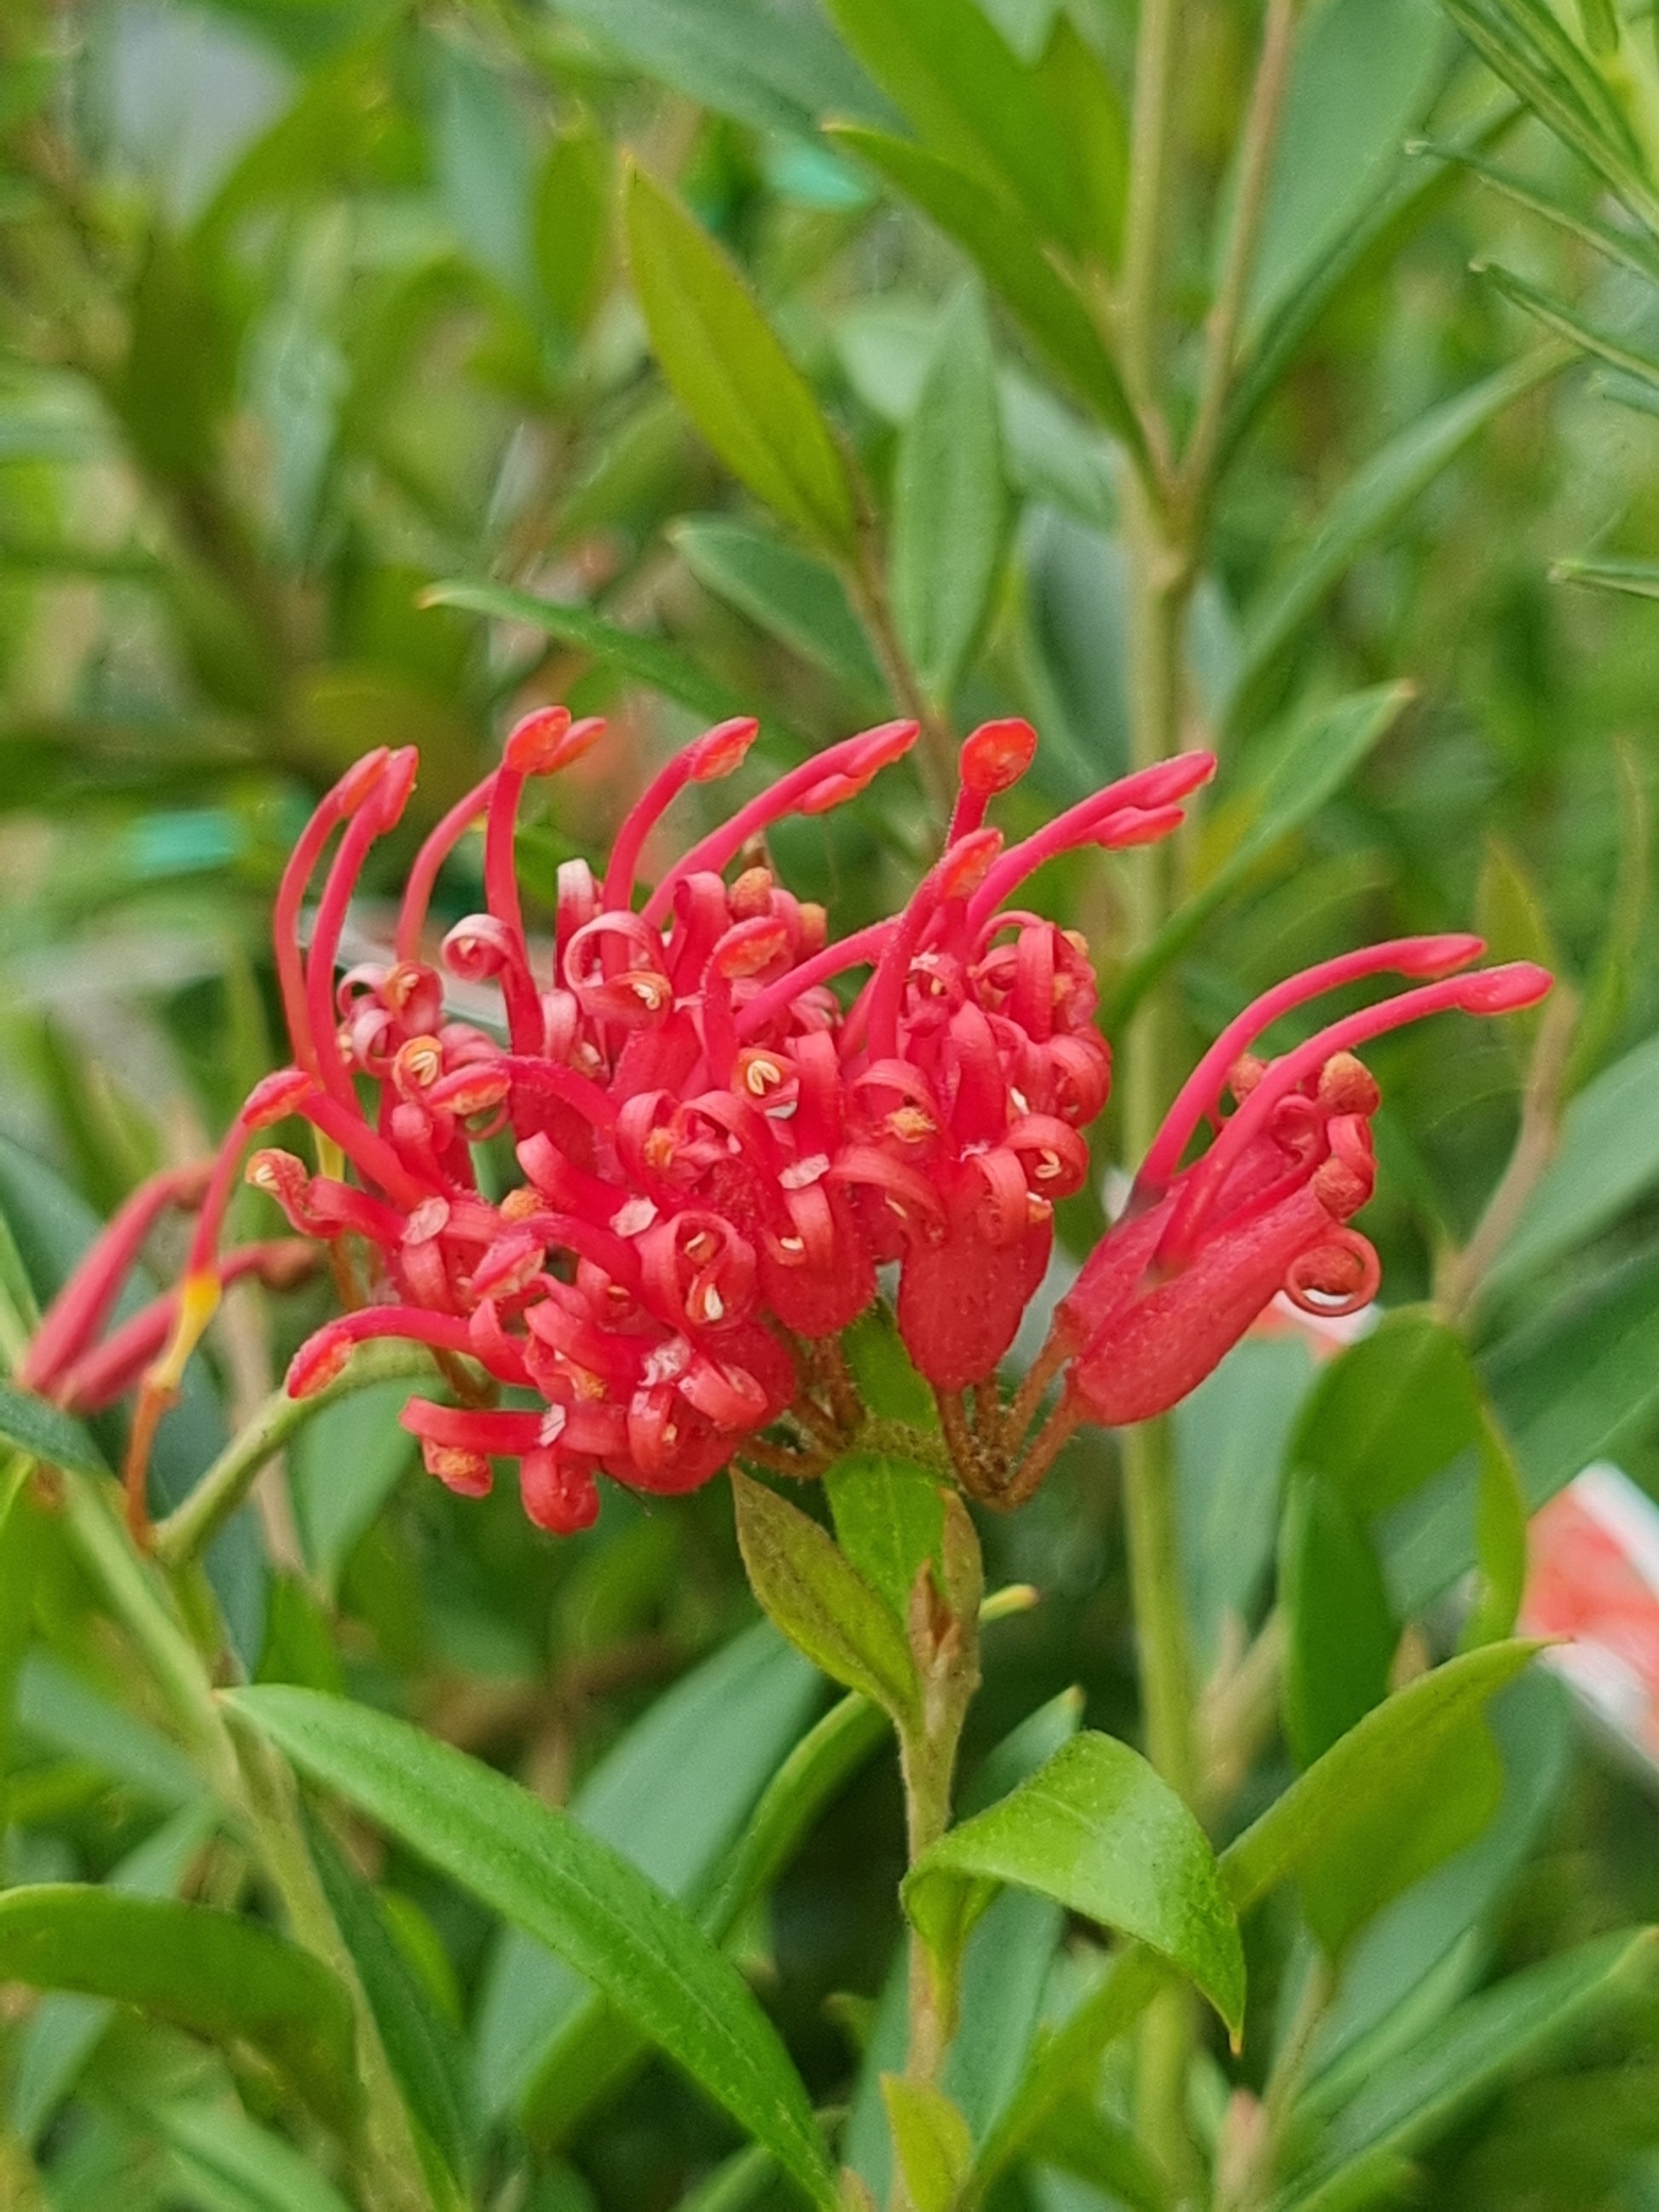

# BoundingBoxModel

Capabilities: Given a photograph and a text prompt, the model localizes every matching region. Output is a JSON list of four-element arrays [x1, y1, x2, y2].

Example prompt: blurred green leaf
[[1461, 1408, 1528, 1649], [9, 1803, 217, 2150], [550, 0, 887, 138], [304, 1810, 474, 2193], [142, 2097, 356, 2212], [1479, 260, 1659, 395], [1553, 556, 1659, 600], [1282, 1930, 1659, 2210], [0, 1380, 109, 1481], [227, 1684, 840, 2207], [1219, 1640, 1537, 1913], [1231, 356, 1564, 718], [905, 1732, 1246, 2037], [731, 1472, 918, 1720], [289, 1377, 419, 1596], [1280, 1473, 1397, 1770], [672, 517, 886, 700], [880, 2076, 972, 2212], [824, 0, 1085, 250], [535, 114, 613, 338], [422, 579, 754, 725], [624, 166, 858, 555], [1484, 1030, 1659, 1289], [16, 1651, 205, 1810], [827, 127, 1144, 456], [1291, 1308, 1482, 1519], [890, 286, 1005, 705], [1246, 0, 1446, 333], [0, 1886, 360, 2134], [1111, 684, 1411, 1023]]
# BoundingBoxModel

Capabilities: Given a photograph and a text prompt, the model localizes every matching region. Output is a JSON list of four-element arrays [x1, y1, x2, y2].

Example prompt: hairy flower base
[[21, 707, 1549, 1535]]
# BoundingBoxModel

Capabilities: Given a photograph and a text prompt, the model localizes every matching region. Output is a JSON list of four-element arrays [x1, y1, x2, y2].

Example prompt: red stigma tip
[[714, 915, 792, 979], [1459, 962, 1553, 1014], [505, 705, 575, 774], [939, 826, 1004, 900], [690, 718, 760, 782], [338, 748, 392, 811], [851, 719, 921, 771], [961, 718, 1038, 796], [1140, 750, 1217, 806], [1400, 933, 1484, 977]]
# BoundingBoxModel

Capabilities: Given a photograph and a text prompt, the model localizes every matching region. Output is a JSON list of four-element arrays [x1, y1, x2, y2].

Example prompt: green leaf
[[624, 166, 858, 555], [1281, 1929, 1659, 2211], [675, 2145, 776, 2212], [549, 0, 887, 140], [1300, 1689, 1506, 1957], [879, 2076, 972, 2212], [827, 127, 1143, 457], [823, 0, 1084, 249], [824, 1453, 947, 1624], [535, 115, 612, 338], [0, 1886, 360, 2135], [9, 1804, 217, 2149], [304, 1811, 474, 2192], [1229, 355, 1565, 719], [227, 1685, 838, 2208], [672, 518, 886, 701], [1280, 1474, 1397, 1770], [1218, 1640, 1538, 1915], [1176, 1334, 1315, 1672], [1478, 260, 1659, 396], [142, 2097, 356, 2212], [1026, 2095, 1167, 2211], [1461, 1410, 1529, 1651], [15, 1650, 205, 1810], [0, 1379, 108, 1481], [890, 285, 1005, 703], [1553, 555, 1659, 601], [1245, 0, 1447, 334], [731, 1472, 919, 1720], [1110, 684, 1411, 1023], [489, 1626, 818, 2134], [420, 580, 754, 726], [1483, 1031, 1659, 1291], [1291, 1308, 1483, 1518], [904, 1732, 1246, 2038], [289, 1376, 419, 1596], [1421, 142, 1659, 285]]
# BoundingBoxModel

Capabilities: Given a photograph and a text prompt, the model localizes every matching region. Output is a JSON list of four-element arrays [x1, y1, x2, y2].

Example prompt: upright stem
[[1119, 2, 1204, 2198]]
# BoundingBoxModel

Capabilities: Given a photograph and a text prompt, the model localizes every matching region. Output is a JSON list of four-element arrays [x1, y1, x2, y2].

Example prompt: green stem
[[153, 1339, 437, 1570]]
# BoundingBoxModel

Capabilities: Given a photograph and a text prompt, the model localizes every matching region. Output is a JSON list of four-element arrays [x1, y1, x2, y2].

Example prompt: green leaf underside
[[0, 1886, 360, 2135], [905, 1731, 1246, 2037], [225, 1685, 837, 2207]]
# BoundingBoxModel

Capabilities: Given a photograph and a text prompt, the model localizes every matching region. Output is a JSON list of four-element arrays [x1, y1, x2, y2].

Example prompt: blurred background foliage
[[6, 0, 1659, 2207]]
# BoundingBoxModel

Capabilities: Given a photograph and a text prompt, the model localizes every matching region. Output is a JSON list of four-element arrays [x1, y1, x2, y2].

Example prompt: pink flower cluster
[[23, 708, 1549, 1532]]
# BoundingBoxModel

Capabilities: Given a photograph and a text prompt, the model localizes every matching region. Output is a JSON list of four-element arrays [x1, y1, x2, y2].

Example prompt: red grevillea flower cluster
[[22, 707, 1550, 1532]]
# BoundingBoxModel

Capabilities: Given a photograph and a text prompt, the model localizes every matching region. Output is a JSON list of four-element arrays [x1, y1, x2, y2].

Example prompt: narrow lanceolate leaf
[[0, 1886, 360, 2136], [225, 1687, 837, 2209], [891, 286, 1005, 704], [1281, 1929, 1659, 2212], [824, 0, 1084, 250], [421, 580, 753, 726], [1218, 1640, 1538, 1914], [142, 2097, 356, 2212], [1230, 353, 1566, 718], [624, 166, 857, 556], [826, 127, 1144, 459], [0, 1379, 109, 1480], [1111, 684, 1410, 1021], [1477, 261, 1659, 396], [732, 1474, 919, 1721], [905, 1732, 1246, 2039], [1554, 556, 1659, 602], [671, 518, 886, 702], [1484, 1030, 1659, 1291]]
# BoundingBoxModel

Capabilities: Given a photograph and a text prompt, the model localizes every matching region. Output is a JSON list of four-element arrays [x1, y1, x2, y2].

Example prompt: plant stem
[[153, 1339, 438, 1570], [1183, 0, 1298, 511]]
